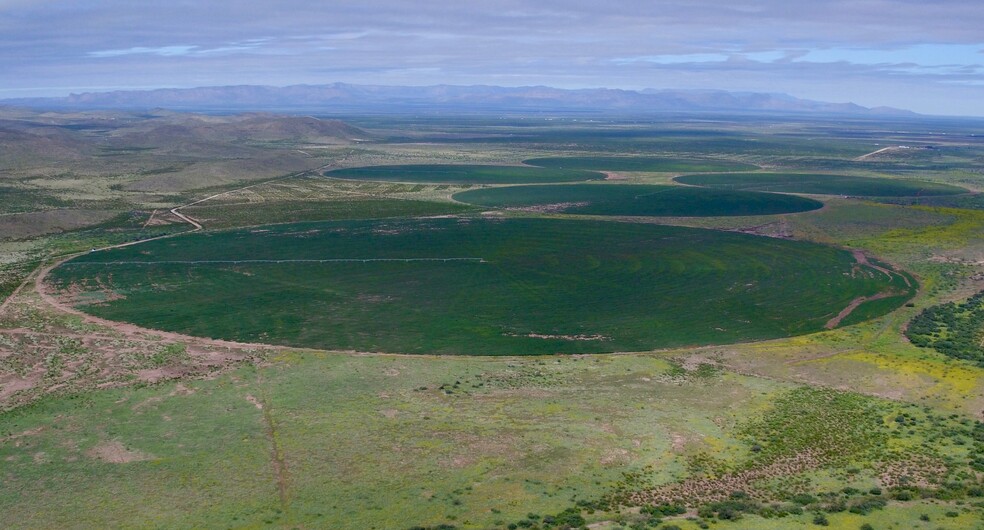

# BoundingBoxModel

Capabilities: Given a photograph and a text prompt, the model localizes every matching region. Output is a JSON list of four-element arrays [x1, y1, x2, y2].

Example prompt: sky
[[1, 0, 983, 116]]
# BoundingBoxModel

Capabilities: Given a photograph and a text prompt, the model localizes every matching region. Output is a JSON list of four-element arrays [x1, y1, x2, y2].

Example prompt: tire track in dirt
[[0, 259, 47, 316], [852, 249, 911, 288], [34, 258, 290, 351], [819, 250, 913, 329], [27, 162, 346, 350], [824, 291, 898, 329], [256, 389, 292, 514]]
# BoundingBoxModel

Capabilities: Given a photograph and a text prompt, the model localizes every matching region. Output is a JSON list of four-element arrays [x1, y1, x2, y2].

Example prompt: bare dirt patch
[[0, 426, 43, 445], [505, 332, 610, 341], [245, 394, 264, 409], [505, 201, 591, 213], [86, 440, 152, 464], [0, 276, 267, 410], [601, 448, 631, 466]]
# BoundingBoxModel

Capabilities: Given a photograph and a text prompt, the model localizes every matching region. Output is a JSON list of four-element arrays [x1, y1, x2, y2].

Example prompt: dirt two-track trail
[[0, 164, 343, 515], [822, 250, 910, 330], [2, 163, 339, 346]]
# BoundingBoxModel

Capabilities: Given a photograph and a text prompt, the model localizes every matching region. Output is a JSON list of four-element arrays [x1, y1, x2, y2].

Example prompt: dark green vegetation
[[453, 184, 822, 217], [183, 198, 473, 229], [675, 173, 967, 197], [907, 290, 984, 366], [326, 164, 605, 184], [51, 217, 910, 355], [523, 156, 759, 173]]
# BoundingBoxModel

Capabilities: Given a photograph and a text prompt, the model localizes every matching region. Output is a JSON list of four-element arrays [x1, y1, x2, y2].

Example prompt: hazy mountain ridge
[[3, 83, 916, 116]]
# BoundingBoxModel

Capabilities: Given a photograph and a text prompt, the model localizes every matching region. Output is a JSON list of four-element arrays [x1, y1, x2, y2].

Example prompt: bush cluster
[[906, 290, 984, 365]]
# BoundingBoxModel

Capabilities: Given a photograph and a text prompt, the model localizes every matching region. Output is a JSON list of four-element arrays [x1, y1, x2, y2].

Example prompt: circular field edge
[[451, 183, 824, 217], [53, 214, 911, 355]]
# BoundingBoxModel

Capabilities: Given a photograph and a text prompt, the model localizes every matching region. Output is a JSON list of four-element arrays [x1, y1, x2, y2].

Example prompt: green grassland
[[877, 192, 984, 211], [452, 184, 823, 217], [51, 217, 911, 355], [183, 197, 474, 229], [326, 164, 605, 184], [1, 354, 981, 529], [675, 172, 968, 197], [523, 156, 759, 173]]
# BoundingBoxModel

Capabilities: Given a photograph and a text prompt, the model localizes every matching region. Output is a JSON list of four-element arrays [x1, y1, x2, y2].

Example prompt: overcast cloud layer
[[2, 1, 983, 115]]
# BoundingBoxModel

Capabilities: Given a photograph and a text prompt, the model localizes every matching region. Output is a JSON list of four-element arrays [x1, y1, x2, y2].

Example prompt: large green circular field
[[675, 173, 967, 197], [524, 156, 759, 172], [453, 184, 823, 216], [51, 218, 913, 355], [325, 164, 604, 184]]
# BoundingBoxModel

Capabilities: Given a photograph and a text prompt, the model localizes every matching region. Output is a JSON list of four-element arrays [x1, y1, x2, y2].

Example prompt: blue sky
[[2, 1, 983, 115]]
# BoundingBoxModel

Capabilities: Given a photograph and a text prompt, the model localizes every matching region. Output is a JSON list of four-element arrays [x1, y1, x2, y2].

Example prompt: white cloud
[[3, 1, 984, 115], [89, 45, 198, 58]]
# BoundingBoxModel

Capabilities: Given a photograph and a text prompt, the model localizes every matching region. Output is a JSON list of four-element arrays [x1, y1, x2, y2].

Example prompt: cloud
[[88, 38, 275, 58], [88, 45, 198, 58], [2, 1, 984, 114]]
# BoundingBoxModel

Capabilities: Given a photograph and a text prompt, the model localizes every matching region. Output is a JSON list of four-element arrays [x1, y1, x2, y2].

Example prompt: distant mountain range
[[1, 83, 916, 116]]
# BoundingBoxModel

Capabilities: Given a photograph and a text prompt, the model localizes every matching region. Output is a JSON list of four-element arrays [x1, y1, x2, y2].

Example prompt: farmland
[[524, 156, 759, 173], [326, 164, 605, 184], [50, 217, 910, 354], [675, 172, 968, 197], [452, 184, 823, 217], [2, 109, 984, 529]]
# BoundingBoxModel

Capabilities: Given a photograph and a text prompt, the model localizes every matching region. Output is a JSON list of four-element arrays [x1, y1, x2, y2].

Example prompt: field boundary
[[61, 258, 488, 266]]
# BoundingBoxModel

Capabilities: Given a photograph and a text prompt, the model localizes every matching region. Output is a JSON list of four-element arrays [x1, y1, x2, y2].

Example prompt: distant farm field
[[51, 218, 912, 355], [325, 164, 604, 184], [675, 172, 967, 197], [182, 198, 474, 229], [453, 184, 823, 216], [524, 156, 759, 172]]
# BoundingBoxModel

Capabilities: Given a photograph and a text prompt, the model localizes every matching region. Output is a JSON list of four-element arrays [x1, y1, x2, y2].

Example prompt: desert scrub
[[906, 289, 984, 365], [738, 388, 887, 466]]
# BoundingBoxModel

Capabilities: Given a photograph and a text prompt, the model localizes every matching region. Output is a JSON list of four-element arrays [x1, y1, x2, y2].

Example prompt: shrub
[[848, 497, 887, 515], [792, 493, 818, 505]]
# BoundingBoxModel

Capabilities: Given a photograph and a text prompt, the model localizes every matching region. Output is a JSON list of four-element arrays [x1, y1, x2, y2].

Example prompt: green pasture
[[1, 353, 980, 529], [453, 184, 822, 217], [183, 198, 473, 229], [51, 217, 912, 355], [325, 164, 604, 184], [675, 172, 967, 197], [523, 156, 758, 173]]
